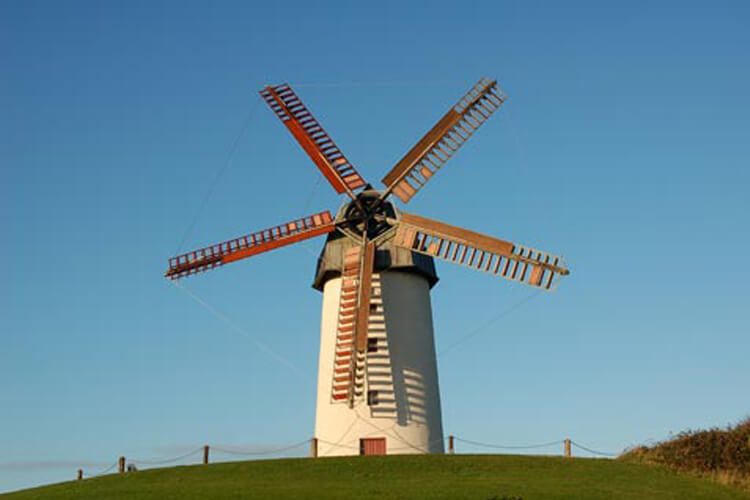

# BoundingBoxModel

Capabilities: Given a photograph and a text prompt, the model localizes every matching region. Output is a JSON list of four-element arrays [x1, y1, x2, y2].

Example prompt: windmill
[[166, 78, 570, 456]]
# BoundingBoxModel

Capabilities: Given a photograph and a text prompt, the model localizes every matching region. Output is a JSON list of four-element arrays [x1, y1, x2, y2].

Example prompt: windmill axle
[[339, 189, 396, 240]]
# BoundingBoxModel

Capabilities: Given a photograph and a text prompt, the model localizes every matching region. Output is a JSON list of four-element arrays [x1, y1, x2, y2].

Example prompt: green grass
[[3, 454, 748, 500]]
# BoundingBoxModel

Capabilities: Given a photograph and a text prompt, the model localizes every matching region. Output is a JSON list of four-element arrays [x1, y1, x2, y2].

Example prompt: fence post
[[564, 439, 571, 458], [310, 437, 318, 458], [203, 445, 210, 465], [448, 435, 454, 454], [118, 456, 125, 473], [77, 469, 83, 481]]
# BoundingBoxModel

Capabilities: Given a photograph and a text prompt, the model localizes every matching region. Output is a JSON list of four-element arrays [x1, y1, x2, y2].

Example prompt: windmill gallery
[[165, 78, 570, 457]]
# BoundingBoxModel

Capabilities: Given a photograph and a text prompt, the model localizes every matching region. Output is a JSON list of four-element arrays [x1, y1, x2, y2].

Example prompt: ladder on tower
[[331, 247, 366, 406]]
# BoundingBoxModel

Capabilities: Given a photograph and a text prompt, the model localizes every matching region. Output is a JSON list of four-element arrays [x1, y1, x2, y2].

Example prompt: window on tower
[[367, 390, 379, 406], [367, 338, 378, 353]]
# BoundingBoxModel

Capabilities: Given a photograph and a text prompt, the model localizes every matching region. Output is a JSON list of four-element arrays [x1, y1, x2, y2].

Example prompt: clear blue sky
[[2, 0, 749, 492]]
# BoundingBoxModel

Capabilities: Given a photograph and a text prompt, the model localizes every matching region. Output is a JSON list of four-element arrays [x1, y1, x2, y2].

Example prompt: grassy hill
[[3, 454, 747, 500]]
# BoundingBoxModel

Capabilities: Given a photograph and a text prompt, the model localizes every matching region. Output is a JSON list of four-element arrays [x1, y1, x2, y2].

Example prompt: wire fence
[[131, 447, 205, 466], [80, 461, 119, 479], [453, 437, 565, 450], [210, 440, 311, 458], [570, 440, 619, 458], [72, 434, 619, 480]]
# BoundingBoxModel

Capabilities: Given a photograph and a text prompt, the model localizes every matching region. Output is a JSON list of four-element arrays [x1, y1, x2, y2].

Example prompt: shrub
[[621, 417, 750, 491]]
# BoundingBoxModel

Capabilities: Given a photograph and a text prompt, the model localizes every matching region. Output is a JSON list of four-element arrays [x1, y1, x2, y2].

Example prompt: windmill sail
[[165, 211, 335, 280], [355, 241, 375, 352], [381, 78, 505, 203], [330, 243, 375, 406], [392, 212, 569, 290], [260, 84, 366, 197]]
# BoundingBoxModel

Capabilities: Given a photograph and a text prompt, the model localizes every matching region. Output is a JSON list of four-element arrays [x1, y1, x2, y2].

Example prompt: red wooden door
[[360, 438, 386, 456]]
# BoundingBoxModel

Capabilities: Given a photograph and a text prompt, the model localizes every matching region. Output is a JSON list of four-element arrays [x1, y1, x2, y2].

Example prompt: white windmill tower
[[166, 78, 570, 456]]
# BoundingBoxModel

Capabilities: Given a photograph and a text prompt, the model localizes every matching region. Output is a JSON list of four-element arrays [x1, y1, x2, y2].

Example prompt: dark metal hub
[[341, 189, 396, 240]]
